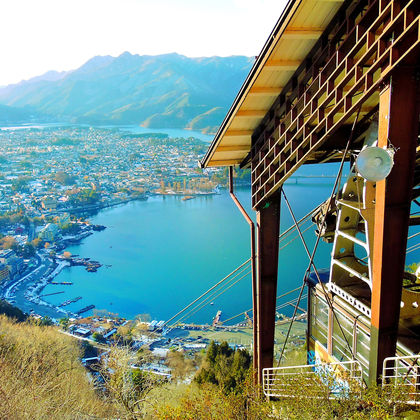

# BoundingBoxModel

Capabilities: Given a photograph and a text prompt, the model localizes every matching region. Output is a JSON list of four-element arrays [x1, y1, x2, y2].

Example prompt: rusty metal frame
[[256, 190, 281, 384], [250, 0, 419, 209], [368, 67, 420, 384], [228, 166, 258, 381]]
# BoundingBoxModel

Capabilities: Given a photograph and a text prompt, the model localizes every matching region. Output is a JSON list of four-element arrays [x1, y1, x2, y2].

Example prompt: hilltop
[[0, 52, 253, 133]]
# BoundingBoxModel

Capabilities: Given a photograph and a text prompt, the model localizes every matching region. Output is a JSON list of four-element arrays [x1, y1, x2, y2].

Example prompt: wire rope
[[170, 269, 251, 326], [278, 203, 323, 243], [408, 231, 420, 241], [277, 106, 362, 366], [278, 223, 315, 252], [161, 258, 250, 329], [221, 286, 303, 325], [166, 264, 251, 329]]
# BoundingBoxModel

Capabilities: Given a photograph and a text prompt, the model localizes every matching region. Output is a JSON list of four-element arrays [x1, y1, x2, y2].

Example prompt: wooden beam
[[224, 130, 253, 136], [369, 67, 420, 384], [236, 110, 266, 118], [283, 28, 324, 39], [250, 0, 420, 209], [207, 159, 243, 167], [248, 86, 282, 96], [216, 145, 250, 152], [256, 190, 281, 384], [265, 60, 300, 71]]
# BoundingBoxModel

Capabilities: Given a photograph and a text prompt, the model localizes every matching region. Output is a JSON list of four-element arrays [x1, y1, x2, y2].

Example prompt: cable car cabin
[[201, 0, 420, 385], [308, 277, 420, 383], [308, 151, 420, 382]]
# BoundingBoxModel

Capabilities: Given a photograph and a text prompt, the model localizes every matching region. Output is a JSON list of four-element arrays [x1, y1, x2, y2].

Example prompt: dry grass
[[0, 315, 116, 419]]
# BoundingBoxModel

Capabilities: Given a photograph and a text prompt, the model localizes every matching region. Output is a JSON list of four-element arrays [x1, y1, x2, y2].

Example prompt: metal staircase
[[327, 169, 376, 317]]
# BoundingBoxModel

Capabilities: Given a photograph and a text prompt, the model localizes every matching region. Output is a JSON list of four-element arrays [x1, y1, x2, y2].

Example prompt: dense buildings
[[0, 126, 219, 217]]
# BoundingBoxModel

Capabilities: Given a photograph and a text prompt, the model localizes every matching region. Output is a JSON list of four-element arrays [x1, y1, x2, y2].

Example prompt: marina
[[50, 281, 73, 285], [13, 187, 343, 321], [58, 296, 82, 307], [76, 305, 95, 315], [40, 291, 64, 298]]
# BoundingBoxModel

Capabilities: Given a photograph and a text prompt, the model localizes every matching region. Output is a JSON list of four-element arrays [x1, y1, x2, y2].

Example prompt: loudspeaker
[[355, 146, 394, 182]]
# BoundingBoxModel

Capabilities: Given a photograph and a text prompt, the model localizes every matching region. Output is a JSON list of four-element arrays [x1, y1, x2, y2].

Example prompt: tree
[[11, 177, 29, 193], [195, 341, 251, 394], [207, 340, 218, 364], [39, 316, 53, 326], [20, 161, 32, 169], [100, 346, 161, 418], [115, 324, 133, 345], [0, 236, 17, 250], [92, 332, 104, 343], [165, 349, 195, 381], [61, 223, 80, 235], [62, 251, 72, 259], [22, 243, 36, 258], [53, 171, 75, 186], [30, 238, 42, 249], [135, 313, 151, 323], [59, 317, 70, 331], [136, 346, 154, 365]]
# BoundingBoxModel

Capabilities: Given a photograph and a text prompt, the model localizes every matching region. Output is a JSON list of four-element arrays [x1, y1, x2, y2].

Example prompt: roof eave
[[200, 0, 300, 169]]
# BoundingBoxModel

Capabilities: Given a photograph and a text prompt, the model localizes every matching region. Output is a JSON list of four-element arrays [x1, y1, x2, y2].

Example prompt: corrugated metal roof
[[201, 0, 345, 168]]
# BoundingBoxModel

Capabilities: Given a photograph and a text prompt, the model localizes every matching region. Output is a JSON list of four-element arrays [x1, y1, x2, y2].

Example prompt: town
[[0, 125, 225, 305], [0, 124, 264, 383]]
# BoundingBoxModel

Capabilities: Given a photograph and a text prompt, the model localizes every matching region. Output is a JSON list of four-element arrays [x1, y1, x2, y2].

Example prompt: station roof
[[201, 0, 345, 168]]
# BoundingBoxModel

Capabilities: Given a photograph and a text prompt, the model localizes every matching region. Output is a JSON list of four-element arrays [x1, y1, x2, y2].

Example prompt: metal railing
[[382, 354, 420, 404], [263, 360, 363, 399]]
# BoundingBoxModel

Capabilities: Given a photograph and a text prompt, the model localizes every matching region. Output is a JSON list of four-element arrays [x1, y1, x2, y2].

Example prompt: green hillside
[[0, 53, 253, 132]]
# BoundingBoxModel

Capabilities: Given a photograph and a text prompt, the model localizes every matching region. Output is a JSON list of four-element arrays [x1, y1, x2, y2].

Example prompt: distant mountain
[[0, 104, 44, 125], [0, 52, 253, 133]]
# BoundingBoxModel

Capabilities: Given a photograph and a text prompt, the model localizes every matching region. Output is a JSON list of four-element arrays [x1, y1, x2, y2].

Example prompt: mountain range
[[0, 52, 254, 133]]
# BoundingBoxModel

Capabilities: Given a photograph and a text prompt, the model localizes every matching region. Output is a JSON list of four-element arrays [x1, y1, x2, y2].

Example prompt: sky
[[0, 0, 288, 87]]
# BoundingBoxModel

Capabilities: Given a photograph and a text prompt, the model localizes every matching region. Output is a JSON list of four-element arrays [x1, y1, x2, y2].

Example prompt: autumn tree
[[165, 349, 195, 381], [0, 236, 17, 250]]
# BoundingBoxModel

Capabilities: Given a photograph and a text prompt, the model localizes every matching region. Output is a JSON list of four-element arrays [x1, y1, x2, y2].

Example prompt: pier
[[76, 304, 95, 315], [40, 291, 64, 298], [50, 281, 73, 285], [58, 296, 82, 307], [212, 310, 222, 327]]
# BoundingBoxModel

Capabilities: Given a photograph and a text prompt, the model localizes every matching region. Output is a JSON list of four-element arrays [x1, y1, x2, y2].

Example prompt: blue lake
[[43, 183, 337, 323], [0, 123, 214, 142]]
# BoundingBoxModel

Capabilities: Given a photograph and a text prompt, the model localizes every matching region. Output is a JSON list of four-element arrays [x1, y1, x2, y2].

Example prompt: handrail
[[382, 354, 420, 405], [263, 360, 363, 398]]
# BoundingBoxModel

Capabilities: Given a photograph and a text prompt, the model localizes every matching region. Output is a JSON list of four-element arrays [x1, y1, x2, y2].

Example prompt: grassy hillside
[[0, 315, 116, 419], [1, 313, 417, 419]]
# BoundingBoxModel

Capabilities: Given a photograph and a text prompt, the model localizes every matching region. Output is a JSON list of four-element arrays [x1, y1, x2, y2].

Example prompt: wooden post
[[369, 68, 420, 384], [256, 189, 281, 384]]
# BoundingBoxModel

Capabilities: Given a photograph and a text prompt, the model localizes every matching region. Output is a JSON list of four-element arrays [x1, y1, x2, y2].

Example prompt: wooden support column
[[256, 189, 281, 384], [369, 67, 420, 384]]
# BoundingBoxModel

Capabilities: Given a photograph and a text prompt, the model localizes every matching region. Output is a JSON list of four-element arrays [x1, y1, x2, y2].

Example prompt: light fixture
[[355, 146, 395, 182]]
